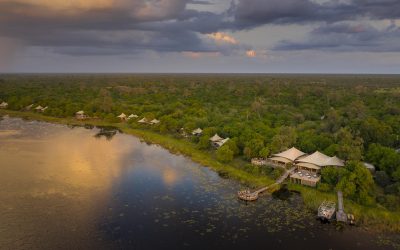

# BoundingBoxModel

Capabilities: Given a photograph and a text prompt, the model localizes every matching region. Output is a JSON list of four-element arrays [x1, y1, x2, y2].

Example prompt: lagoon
[[0, 117, 391, 249]]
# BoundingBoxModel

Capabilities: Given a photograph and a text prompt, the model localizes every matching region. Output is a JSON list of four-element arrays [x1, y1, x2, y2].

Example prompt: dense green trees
[[320, 162, 375, 205], [216, 145, 234, 163], [1, 74, 400, 209]]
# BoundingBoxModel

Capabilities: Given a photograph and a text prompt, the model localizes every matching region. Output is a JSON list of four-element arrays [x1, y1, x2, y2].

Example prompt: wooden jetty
[[336, 190, 347, 223], [238, 167, 295, 201]]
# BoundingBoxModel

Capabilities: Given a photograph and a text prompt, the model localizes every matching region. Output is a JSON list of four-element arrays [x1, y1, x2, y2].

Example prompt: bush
[[375, 171, 391, 187], [216, 145, 234, 163], [317, 183, 331, 192]]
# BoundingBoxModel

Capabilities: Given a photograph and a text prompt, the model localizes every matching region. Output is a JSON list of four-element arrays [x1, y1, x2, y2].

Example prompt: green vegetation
[[1, 74, 400, 231]]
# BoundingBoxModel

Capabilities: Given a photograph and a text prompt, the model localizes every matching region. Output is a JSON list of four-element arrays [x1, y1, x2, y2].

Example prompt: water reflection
[[0, 117, 394, 250], [94, 127, 120, 141]]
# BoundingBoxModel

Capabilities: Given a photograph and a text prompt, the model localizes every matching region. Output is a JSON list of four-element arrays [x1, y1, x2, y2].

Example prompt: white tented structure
[[268, 147, 306, 165], [35, 105, 44, 111], [0, 102, 8, 108], [128, 114, 139, 120], [138, 118, 148, 124], [209, 134, 229, 148], [295, 151, 344, 172], [150, 119, 160, 125], [118, 113, 127, 121], [192, 128, 203, 136], [76, 111, 87, 120]]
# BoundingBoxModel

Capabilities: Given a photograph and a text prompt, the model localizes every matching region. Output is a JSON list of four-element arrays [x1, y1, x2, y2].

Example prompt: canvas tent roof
[[0, 102, 8, 106], [363, 162, 375, 170], [268, 156, 292, 164], [35, 105, 43, 110], [192, 128, 203, 134], [325, 156, 345, 167], [128, 114, 138, 118], [272, 147, 306, 162], [76, 110, 85, 115], [296, 162, 322, 170], [138, 118, 148, 123], [296, 151, 344, 167], [150, 119, 160, 124], [210, 134, 223, 142], [215, 138, 230, 147], [118, 113, 127, 118]]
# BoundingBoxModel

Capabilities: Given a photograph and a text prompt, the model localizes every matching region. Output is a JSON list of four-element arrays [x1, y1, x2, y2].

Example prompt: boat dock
[[238, 167, 295, 201], [336, 191, 347, 223]]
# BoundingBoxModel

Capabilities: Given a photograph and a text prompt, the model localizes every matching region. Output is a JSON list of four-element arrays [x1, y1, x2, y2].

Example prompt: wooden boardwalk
[[336, 190, 347, 222], [238, 167, 296, 201]]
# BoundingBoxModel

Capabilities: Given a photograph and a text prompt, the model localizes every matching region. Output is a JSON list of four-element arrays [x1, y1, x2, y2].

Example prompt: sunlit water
[[0, 117, 393, 249]]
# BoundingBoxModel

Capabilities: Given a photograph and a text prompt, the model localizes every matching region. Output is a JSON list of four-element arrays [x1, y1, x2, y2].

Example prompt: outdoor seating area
[[290, 169, 321, 187]]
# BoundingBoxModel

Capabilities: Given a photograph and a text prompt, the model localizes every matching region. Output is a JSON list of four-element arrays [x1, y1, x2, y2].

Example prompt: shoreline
[[1, 109, 399, 233]]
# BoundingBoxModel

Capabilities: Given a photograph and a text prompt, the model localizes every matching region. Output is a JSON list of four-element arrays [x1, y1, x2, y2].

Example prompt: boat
[[347, 214, 355, 225], [318, 201, 336, 221]]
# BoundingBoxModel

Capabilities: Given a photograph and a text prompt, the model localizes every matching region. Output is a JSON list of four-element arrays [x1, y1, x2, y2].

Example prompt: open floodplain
[[0, 116, 397, 250]]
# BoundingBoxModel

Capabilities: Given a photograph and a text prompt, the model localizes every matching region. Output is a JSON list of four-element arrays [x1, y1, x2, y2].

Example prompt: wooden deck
[[336, 191, 347, 223], [238, 167, 296, 201]]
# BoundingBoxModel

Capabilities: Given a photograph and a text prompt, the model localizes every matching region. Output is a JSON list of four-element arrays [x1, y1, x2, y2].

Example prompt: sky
[[0, 0, 400, 73]]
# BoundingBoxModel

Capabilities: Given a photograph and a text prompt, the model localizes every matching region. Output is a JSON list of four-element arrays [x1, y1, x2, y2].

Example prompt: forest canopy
[[1, 74, 400, 210]]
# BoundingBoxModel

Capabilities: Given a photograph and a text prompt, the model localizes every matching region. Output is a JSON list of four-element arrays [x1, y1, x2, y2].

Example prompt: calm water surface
[[0, 117, 394, 249]]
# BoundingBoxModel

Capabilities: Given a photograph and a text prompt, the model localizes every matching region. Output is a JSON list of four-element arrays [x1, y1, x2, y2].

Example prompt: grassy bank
[[1, 110, 399, 232], [0, 110, 274, 188]]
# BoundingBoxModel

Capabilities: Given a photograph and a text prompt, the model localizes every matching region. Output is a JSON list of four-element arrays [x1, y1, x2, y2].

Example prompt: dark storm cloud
[[275, 22, 400, 52], [231, 0, 400, 27], [0, 0, 399, 57], [0, 0, 243, 56]]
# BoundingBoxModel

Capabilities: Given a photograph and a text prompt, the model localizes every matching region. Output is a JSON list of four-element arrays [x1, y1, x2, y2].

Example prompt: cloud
[[207, 32, 237, 44], [246, 50, 256, 57], [0, 37, 23, 70], [275, 22, 400, 52], [231, 0, 400, 27], [181, 51, 220, 58]]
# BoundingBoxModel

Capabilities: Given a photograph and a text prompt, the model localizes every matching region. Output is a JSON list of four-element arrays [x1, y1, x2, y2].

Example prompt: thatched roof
[[296, 151, 344, 167], [209, 134, 223, 142], [272, 147, 306, 162]]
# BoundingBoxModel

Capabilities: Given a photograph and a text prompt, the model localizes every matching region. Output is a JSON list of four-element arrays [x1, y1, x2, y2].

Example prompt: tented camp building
[[192, 128, 203, 136], [128, 114, 138, 120], [290, 151, 344, 187], [118, 113, 127, 121], [268, 147, 306, 166], [150, 119, 160, 125], [138, 117, 148, 124], [0, 102, 8, 109], [76, 111, 87, 120], [295, 151, 344, 173], [209, 134, 229, 148]]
